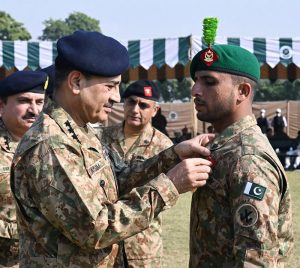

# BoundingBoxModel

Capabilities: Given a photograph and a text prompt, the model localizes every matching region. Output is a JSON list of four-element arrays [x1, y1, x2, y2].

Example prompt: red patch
[[200, 47, 219, 66], [207, 155, 217, 168], [144, 86, 152, 97]]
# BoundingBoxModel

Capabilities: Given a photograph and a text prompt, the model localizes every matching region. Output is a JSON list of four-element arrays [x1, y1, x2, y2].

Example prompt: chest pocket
[[206, 170, 228, 203], [81, 146, 118, 203]]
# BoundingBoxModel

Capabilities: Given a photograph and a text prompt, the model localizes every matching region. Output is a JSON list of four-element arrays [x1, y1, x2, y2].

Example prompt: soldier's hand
[[174, 133, 215, 160], [166, 158, 212, 194]]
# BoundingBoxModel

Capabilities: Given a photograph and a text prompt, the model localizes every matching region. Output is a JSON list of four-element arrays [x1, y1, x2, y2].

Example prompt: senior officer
[[11, 31, 213, 267], [102, 80, 173, 267], [0, 71, 47, 267], [189, 44, 293, 267]]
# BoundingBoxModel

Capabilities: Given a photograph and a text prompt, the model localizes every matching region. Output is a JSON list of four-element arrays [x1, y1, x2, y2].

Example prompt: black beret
[[41, 65, 55, 96], [56, 31, 129, 77], [0, 70, 48, 97], [122, 80, 160, 101]]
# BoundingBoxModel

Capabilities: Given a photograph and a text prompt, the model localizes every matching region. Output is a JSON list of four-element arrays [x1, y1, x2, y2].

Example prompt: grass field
[[161, 171, 300, 267]]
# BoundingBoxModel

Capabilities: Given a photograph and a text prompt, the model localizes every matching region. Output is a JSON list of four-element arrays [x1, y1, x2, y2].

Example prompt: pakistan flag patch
[[243, 181, 266, 201]]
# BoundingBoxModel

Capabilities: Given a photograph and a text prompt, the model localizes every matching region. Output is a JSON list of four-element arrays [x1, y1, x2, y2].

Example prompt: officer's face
[[79, 75, 121, 123], [123, 96, 158, 129], [0, 92, 45, 137], [192, 70, 238, 130]]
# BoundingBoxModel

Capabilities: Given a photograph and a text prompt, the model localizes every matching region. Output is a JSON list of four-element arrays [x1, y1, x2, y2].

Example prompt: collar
[[44, 98, 102, 152], [0, 118, 18, 153], [123, 122, 153, 146], [209, 115, 257, 151]]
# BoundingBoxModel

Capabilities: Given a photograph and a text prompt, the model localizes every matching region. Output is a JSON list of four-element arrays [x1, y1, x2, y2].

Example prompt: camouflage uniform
[[0, 119, 19, 267], [102, 123, 173, 268], [190, 115, 293, 267], [11, 99, 181, 268]]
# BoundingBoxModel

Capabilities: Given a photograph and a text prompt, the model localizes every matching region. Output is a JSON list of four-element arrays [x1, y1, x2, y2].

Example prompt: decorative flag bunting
[[0, 36, 300, 71]]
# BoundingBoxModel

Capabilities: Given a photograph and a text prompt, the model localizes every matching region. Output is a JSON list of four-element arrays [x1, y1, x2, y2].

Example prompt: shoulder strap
[[242, 145, 287, 201]]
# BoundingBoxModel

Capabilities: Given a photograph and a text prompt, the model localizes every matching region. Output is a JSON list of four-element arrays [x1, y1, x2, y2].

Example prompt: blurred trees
[[255, 80, 300, 101], [0, 11, 31, 40], [39, 12, 101, 41]]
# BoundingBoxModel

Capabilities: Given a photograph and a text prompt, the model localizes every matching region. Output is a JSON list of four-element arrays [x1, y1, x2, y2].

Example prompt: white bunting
[[39, 41, 54, 68], [140, 39, 153, 69], [14, 41, 28, 70], [191, 35, 202, 58], [0, 41, 3, 67], [165, 38, 178, 68], [292, 38, 300, 67], [266, 38, 280, 68], [240, 37, 254, 54]]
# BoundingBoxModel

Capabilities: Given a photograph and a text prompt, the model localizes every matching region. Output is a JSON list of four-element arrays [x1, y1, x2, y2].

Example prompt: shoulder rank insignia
[[4, 136, 10, 150], [243, 181, 266, 201], [65, 120, 81, 144]]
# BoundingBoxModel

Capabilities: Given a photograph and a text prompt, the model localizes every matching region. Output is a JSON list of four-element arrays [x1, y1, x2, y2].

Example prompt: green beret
[[190, 44, 260, 82]]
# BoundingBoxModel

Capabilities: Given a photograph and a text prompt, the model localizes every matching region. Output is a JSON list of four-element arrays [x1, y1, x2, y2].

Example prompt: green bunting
[[202, 17, 218, 47]]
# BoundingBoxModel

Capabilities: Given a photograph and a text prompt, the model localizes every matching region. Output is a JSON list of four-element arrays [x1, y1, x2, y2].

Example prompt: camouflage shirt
[[0, 118, 19, 267], [189, 115, 293, 267], [102, 123, 173, 268], [11, 99, 180, 268]]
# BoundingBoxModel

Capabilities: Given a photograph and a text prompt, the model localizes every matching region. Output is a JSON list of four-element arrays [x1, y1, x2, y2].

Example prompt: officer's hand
[[166, 158, 212, 194], [174, 133, 215, 160]]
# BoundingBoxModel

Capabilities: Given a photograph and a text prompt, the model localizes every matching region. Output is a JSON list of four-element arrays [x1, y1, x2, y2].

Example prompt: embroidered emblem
[[235, 203, 258, 227], [144, 86, 152, 97], [243, 181, 266, 201], [200, 47, 219, 66]]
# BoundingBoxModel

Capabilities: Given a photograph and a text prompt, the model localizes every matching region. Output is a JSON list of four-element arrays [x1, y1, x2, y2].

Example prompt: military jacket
[[11, 99, 180, 268], [102, 123, 173, 267], [189, 115, 293, 267], [0, 118, 19, 267]]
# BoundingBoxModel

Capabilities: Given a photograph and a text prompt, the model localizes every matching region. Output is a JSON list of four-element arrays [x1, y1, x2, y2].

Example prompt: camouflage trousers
[[0, 237, 19, 267]]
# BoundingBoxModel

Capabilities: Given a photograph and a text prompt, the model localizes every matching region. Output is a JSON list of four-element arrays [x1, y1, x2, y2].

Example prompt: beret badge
[[200, 48, 218, 66], [201, 17, 219, 66], [144, 86, 152, 97]]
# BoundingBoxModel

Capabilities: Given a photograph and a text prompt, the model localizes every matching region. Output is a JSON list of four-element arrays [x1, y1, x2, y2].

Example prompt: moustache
[[22, 112, 38, 120], [103, 101, 114, 109], [194, 98, 206, 106]]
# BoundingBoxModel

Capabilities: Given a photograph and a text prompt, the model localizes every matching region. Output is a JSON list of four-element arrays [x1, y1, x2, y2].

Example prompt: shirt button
[[99, 180, 105, 187]]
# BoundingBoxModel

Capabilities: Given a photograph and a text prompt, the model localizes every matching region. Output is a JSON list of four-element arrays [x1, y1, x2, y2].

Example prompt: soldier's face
[[192, 70, 237, 128], [123, 96, 158, 129], [0, 92, 45, 136], [78, 75, 121, 123]]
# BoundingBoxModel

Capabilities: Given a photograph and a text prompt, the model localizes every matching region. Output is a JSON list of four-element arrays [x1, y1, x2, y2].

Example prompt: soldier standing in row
[[102, 80, 173, 267], [188, 18, 293, 267], [10, 31, 213, 267], [0, 71, 47, 267]]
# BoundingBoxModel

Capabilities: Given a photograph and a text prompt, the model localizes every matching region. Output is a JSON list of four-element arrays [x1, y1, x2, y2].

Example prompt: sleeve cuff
[[148, 173, 179, 210]]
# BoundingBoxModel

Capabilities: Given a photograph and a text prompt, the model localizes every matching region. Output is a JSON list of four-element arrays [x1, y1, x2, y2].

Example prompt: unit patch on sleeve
[[243, 181, 266, 201], [235, 203, 258, 227]]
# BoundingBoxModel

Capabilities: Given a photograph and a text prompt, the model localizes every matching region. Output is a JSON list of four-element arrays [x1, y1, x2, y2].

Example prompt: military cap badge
[[144, 86, 152, 97], [200, 17, 219, 66]]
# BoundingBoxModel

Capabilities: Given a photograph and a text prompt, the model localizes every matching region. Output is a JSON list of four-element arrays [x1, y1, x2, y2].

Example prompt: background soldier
[[188, 21, 293, 266], [256, 108, 269, 134], [102, 80, 173, 267], [0, 71, 47, 267], [11, 31, 213, 267], [271, 108, 288, 135]]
